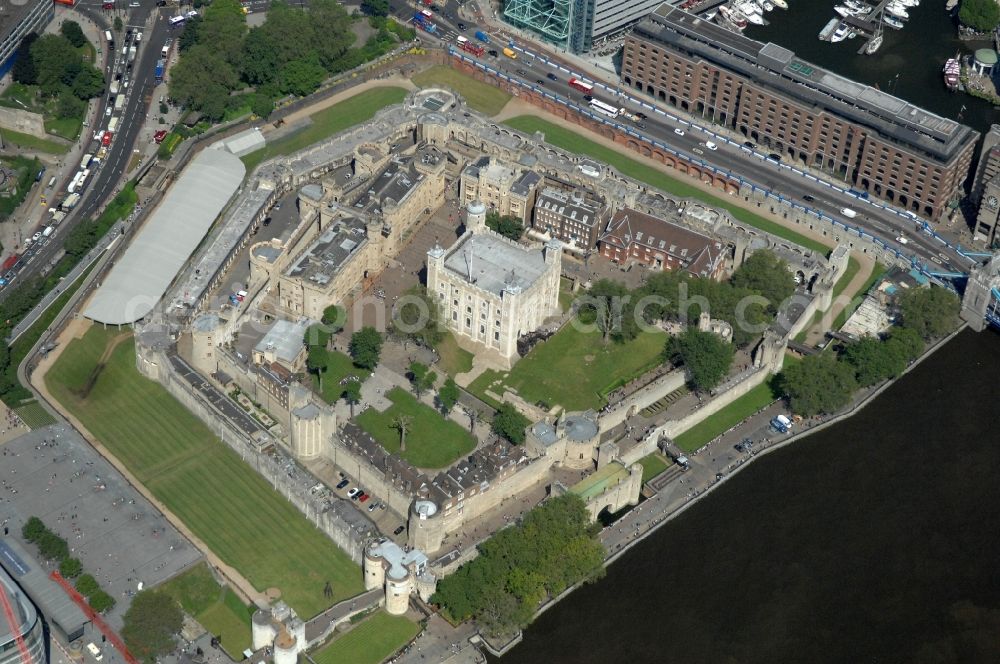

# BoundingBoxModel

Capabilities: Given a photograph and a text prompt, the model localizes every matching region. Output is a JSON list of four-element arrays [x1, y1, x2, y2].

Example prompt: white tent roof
[[84, 149, 245, 324]]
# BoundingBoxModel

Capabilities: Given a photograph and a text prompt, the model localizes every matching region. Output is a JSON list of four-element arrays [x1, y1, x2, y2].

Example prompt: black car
[[488, 49, 499, 57], [535, 79, 545, 85], [635, 112, 647, 120], [516, 68, 528, 76], [802, 194, 815, 203], [546, 72, 558, 81], [583, 94, 594, 102], [393, 525, 406, 536], [263, 217, 272, 226], [767, 153, 782, 162], [336, 478, 349, 489], [458, 22, 466, 29]]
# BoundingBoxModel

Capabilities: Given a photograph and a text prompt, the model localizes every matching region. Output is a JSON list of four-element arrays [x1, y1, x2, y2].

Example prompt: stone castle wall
[[0, 107, 46, 139]]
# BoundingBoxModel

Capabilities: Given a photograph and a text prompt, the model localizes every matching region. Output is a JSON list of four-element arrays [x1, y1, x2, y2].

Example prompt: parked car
[[347, 487, 360, 499], [368, 501, 380, 512], [358, 493, 370, 503], [336, 478, 349, 489], [393, 525, 406, 535]]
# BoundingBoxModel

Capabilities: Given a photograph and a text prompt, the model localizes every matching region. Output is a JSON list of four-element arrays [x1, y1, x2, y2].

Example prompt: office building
[[504, 0, 663, 53], [622, 5, 979, 220]]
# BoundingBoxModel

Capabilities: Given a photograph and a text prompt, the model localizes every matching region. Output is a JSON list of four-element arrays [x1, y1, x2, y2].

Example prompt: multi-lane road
[[392, 1, 980, 274], [2, 3, 167, 296]]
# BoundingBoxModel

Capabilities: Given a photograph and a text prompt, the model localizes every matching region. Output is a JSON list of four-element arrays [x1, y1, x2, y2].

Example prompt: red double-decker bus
[[462, 41, 484, 56], [568, 77, 594, 93]]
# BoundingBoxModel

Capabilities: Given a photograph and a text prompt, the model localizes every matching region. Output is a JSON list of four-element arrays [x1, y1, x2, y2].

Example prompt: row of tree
[[578, 250, 796, 349], [13, 25, 105, 121], [431, 494, 606, 637], [777, 286, 959, 416], [170, 0, 413, 121], [22, 516, 116, 613]]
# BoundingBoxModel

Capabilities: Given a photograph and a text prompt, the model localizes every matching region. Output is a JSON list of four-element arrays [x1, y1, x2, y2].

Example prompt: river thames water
[[496, 329, 1000, 663]]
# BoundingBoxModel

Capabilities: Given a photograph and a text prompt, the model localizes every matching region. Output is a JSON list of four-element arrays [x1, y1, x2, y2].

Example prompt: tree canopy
[[492, 402, 530, 445], [730, 250, 796, 314], [664, 327, 735, 392], [121, 590, 184, 663], [390, 286, 446, 348], [407, 361, 437, 397], [577, 279, 637, 344], [432, 494, 605, 636], [60, 21, 87, 48], [898, 286, 960, 340], [778, 353, 858, 417], [321, 304, 346, 332], [170, 0, 401, 120], [960, 0, 1000, 32], [485, 211, 525, 241], [438, 378, 460, 414], [350, 326, 383, 370], [841, 336, 907, 387], [20, 34, 104, 101]]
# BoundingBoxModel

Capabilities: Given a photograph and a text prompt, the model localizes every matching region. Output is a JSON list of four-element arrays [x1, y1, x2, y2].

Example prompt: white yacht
[[831, 22, 851, 42], [772, 0, 788, 8], [886, 3, 909, 18]]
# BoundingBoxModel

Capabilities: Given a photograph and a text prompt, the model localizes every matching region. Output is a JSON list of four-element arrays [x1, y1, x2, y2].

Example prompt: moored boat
[[831, 21, 851, 42], [884, 14, 904, 27], [865, 33, 883, 54], [886, 3, 909, 18], [772, 0, 788, 8], [943, 58, 960, 90]]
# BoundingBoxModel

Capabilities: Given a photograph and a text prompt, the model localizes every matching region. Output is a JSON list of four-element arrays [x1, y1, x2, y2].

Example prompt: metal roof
[[84, 148, 245, 324], [0, 539, 86, 640]]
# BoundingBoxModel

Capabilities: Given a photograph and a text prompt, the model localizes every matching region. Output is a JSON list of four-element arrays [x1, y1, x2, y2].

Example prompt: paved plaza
[[0, 424, 202, 632]]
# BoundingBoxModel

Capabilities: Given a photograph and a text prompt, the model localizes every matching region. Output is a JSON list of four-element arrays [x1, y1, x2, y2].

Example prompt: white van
[[840, 207, 857, 219], [86, 643, 103, 661]]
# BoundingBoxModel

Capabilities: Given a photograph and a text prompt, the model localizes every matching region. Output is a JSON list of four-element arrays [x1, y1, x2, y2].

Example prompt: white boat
[[886, 3, 909, 18], [844, 0, 865, 10], [884, 14, 904, 27], [772, 0, 788, 8], [834, 5, 858, 16], [718, 4, 749, 27], [737, 2, 766, 24], [831, 22, 851, 42], [898, 0, 918, 6], [865, 33, 883, 54], [762, 0, 774, 10]]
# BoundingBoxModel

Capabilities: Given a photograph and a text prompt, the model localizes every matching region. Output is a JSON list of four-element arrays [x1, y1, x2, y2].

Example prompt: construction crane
[[0, 580, 34, 664]]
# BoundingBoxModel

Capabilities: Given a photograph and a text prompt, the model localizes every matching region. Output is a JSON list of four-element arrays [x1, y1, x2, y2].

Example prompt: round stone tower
[[408, 499, 444, 553], [273, 630, 298, 664], [363, 543, 386, 591], [385, 571, 411, 615], [251, 609, 276, 650], [466, 200, 487, 234]]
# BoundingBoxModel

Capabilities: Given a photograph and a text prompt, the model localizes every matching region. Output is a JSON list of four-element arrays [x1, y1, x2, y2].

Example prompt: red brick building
[[598, 207, 726, 279], [621, 5, 979, 220]]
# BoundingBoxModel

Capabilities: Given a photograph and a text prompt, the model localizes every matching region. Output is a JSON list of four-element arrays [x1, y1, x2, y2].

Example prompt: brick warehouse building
[[622, 5, 979, 220]]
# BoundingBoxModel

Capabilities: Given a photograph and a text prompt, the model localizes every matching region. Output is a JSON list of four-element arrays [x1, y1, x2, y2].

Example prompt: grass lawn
[[468, 323, 666, 412], [313, 349, 368, 404], [435, 331, 473, 377], [241, 87, 408, 172], [356, 387, 476, 469], [0, 128, 68, 154], [46, 327, 363, 618], [412, 65, 511, 116], [158, 563, 252, 657], [637, 453, 670, 483], [833, 262, 888, 331], [559, 276, 576, 313], [673, 380, 780, 453], [312, 611, 420, 664], [503, 116, 832, 255], [44, 117, 82, 142], [12, 401, 55, 429]]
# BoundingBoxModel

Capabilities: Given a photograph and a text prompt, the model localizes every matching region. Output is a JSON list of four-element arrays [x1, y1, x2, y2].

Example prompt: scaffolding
[[503, 0, 576, 48]]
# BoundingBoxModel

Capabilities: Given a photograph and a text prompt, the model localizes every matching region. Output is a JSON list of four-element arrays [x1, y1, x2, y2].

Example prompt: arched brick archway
[[652, 150, 666, 164]]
